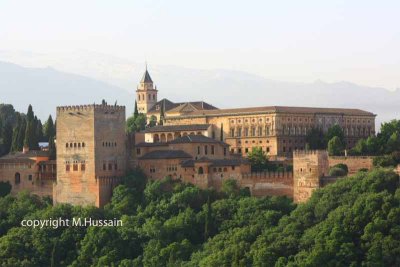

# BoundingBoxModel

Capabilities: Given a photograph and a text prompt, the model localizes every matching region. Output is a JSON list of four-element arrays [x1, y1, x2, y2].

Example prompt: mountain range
[[0, 50, 399, 128]]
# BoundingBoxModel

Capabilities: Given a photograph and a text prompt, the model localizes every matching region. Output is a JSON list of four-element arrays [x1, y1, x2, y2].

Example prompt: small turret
[[136, 64, 158, 113]]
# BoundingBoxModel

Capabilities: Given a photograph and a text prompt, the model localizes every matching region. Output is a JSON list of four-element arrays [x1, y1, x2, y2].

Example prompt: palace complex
[[0, 67, 378, 207]]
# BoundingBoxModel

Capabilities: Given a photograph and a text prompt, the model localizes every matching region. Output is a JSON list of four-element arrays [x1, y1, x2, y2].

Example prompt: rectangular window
[[197, 146, 200, 155], [114, 163, 118, 170], [237, 128, 242, 137], [244, 128, 249, 137], [245, 148, 249, 153], [267, 147, 270, 153], [73, 164, 78, 171], [258, 126, 262, 136], [223, 147, 227, 156], [205, 145, 208, 155], [28, 175, 32, 181], [251, 128, 256, 136], [211, 145, 215, 155], [103, 163, 106, 171], [66, 164, 70, 172], [136, 148, 141, 155], [81, 164, 86, 171], [230, 128, 235, 137], [108, 163, 112, 171]]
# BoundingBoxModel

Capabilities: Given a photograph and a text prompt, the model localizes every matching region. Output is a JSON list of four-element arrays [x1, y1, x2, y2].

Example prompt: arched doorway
[[167, 133, 173, 142], [160, 133, 166, 142], [153, 134, 160, 143], [198, 167, 204, 174], [15, 172, 21, 184]]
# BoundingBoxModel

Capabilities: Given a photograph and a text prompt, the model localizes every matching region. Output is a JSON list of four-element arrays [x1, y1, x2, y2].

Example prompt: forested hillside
[[0, 168, 399, 266]]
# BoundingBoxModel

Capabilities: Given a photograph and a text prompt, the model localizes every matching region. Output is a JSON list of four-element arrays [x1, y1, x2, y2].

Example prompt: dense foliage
[[0, 168, 398, 266], [0, 103, 55, 156]]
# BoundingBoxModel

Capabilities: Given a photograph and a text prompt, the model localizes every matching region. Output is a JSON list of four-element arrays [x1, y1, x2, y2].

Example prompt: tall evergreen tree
[[48, 136, 56, 160], [43, 115, 55, 141], [35, 117, 43, 144], [2, 121, 13, 155], [159, 101, 165, 125], [16, 117, 26, 151], [220, 123, 224, 142], [11, 114, 21, 152], [134, 101, 139, 117]]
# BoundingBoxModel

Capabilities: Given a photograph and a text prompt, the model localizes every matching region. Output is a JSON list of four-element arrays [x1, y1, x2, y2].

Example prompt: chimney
[[23, 146, 29, 154]]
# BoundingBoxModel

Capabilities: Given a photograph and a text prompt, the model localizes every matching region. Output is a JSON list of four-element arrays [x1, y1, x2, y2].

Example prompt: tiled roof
[[140, 69, 153, 83], [180, 158, 249, 167], [135, 142, 169, 148], [147, 98, 217, 114], [144, 124, 211, 133], [167, 105, 375, 117], [169, 135, 228, 146], [0, 150, 49, 161], [139, 150, 192, 160]]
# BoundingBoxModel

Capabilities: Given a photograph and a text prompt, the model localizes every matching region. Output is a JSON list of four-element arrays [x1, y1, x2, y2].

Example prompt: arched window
[[153, 94, 155, 100], [153, 134, 160, 143], [66, 143, 69, 148], [82, 142, 85, 147], [198, 167, 204, 174], [74, 143, 77, 148], [15, 173, 21, 184], [160, 134, 166, 142]]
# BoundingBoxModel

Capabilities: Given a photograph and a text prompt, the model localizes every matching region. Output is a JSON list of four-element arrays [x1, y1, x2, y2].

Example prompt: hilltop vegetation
[[0, 168, 399, 266]]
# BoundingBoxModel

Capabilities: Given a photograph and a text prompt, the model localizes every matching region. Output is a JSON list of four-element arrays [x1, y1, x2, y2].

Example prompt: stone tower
[[293, 150, 329, 203], [53, 104, 126, 207], [136, 66, 158, 113]]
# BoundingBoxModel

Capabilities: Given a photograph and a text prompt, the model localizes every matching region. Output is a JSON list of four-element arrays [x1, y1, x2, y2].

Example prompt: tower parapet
[[293, 150, 329, 203]]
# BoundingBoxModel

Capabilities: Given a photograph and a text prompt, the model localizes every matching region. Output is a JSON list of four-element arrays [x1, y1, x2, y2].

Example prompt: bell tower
[[136, 65, 158, 113]]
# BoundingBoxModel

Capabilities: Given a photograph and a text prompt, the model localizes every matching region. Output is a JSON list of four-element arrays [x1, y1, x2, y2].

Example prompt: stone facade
[[293, 150, 330, 203], [0, 150, 55, 197], [53, 104, 126, 207], [328, 156, 374, 174], [138, 70, 376, 158]]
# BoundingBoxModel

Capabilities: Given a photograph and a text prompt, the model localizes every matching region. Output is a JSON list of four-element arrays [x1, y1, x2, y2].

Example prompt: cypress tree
[[134, 100, 139, 117], [2, 121, 13, 154], [159, 101, 165, 125], [11, 114, 21, 152], [43, 115, 55, 141], [16, 118, 26, 151], [220, 123, 224, 141], [48, 136, 56, 160]]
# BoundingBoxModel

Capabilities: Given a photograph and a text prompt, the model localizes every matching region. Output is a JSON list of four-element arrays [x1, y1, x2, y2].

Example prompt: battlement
[[293, 150, 327, 157], [56, 104, 125, 113], [242, 171, 293, 180]]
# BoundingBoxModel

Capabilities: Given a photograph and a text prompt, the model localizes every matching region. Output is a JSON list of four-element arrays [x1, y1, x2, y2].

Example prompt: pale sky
[[0, 0, 399, 90]]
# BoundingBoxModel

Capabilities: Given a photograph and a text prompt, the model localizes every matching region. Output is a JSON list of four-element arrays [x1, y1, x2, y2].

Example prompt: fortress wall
[[329, 156, 374, 174]]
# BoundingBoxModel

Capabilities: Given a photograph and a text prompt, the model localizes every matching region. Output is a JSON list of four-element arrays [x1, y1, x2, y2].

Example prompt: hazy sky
[[1, 0, 399, 89]]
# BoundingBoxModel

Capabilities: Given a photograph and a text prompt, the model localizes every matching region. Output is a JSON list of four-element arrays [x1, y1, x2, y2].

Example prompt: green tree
[[43, 115, 55, 140], [305, 128, 325, 149], [247, 147, 269, 172], [148, 115, 157, 127], [327, 136, 344, 156], [1, 120, 13, 155], [48, 136, 56, 160], [134, 100, 139, 117], [325, 124, 345, 146], [220, 123, 224, 141], [126, 113, 147, 133]]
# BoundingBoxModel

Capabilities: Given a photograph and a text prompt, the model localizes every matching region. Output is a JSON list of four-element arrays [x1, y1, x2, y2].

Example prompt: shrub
[[328, 167, 347, 177]]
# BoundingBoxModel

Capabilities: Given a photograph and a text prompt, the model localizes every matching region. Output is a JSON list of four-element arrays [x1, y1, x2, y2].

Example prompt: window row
[[138, 94, 156, 101], [66, 142, 85, 148], [102, 141, 117, 147], [230, 126, 273, 137], [230, 118, 271, 124], [103, 162, 118, 171], [14, 172, 33, 184], [66, 161, 86, 172]]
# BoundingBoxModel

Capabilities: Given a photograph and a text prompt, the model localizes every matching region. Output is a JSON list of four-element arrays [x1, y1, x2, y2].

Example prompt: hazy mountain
[[0, 61, 134, 120], [0, 50, 399, 127]]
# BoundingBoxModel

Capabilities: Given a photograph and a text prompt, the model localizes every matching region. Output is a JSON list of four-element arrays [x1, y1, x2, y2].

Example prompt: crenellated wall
[[328, 156, 374, 174]]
